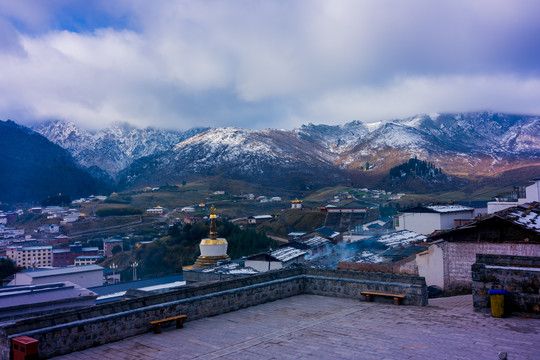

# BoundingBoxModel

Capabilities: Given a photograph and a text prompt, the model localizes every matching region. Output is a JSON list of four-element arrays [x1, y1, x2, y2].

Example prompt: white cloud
[[0, 0, 539, 130], [303, 75, 540, 125]]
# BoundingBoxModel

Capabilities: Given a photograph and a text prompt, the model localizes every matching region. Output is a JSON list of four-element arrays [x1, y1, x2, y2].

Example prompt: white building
[[291, 199, 303, 209], [245, 247, 306, 272], [394, 205, 474, 235], [37, 224, 60, 234], [487, 178, 540, 214], [10, 265, 104, 288], [0, 227, 24, 239], [146, 206, 164, 214], [247, 215, 273, 224]]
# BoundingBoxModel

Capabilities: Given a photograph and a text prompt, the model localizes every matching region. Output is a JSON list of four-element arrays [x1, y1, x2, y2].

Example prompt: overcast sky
[[1, 0, 539, 131]]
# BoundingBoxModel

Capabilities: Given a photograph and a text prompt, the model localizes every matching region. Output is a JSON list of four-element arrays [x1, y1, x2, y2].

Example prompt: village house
[[247, 215, 273, 224], [0, 226, 24, 239], [287, 231, 307, 241], [394, 204, 474, 235], [320, 202, 379, 233], [412, 202, 540, 291], [244, 247, 307, 272], [37, 224, 60, 234], [284, 236, 331, 259], [302, 226, 342, 244], [487, 177, 540, 213]]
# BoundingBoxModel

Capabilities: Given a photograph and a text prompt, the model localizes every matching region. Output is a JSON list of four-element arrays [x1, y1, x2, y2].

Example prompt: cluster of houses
[[186, 178, 540, 297], [4, 237, 126, 270], [330, 188, 404, 203], [1, 178, 539, 322]]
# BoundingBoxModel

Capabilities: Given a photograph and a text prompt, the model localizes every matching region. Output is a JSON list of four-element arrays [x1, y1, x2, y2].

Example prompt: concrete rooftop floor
[[51, 294, 539, 360]]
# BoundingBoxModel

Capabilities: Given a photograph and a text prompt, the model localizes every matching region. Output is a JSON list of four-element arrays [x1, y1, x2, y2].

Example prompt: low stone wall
[[304, 268, 428, 306], [0, 268, 427, 359], [472, 254, 540, 315]]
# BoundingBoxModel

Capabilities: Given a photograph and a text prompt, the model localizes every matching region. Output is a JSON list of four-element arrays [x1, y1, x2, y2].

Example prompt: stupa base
[[192, 254, 231, 268]]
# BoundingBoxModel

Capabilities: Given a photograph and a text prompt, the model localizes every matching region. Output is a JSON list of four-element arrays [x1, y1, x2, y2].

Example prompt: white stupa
[[192, 205, 230, 268]]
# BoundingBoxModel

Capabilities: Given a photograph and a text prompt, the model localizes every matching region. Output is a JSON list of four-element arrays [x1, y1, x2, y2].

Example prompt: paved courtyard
[[52, 294, 539, 360]]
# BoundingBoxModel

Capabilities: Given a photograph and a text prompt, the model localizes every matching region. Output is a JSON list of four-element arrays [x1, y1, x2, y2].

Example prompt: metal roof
[[21, 264, 103, 278], [401, 205, 473, 213], [89, 274, 184, 296], [0, 281, 96, 308], [296, 236, 330, 248]]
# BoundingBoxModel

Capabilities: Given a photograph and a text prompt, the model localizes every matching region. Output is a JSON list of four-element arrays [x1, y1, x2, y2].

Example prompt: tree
[[0, 259, 21, 280], [112, 245, 122, 256], [41, 194, 72, 207]]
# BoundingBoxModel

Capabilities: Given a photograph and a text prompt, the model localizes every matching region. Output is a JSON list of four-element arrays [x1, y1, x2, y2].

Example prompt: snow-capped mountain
[[116, 112, 539, 189], [34, 121, 209, 177], [119, 127, 346, 188], [32, 112, 540, 190]]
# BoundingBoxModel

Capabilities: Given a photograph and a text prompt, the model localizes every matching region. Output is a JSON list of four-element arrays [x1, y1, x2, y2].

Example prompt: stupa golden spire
[[209, 204, 218, 239]]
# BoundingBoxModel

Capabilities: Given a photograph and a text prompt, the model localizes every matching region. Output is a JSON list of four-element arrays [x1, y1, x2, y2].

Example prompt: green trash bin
[[488, 289, 507, 317]]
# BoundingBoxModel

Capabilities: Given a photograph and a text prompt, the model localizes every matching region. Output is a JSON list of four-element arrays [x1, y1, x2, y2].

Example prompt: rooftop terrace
[[51, 294, 539, 360]]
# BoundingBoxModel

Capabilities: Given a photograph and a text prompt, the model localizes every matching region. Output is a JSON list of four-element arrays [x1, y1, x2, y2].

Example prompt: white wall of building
[[439, 211, 473, 229], [395, 213, 441, 235], [396, 211, 474, 235], [244, 260, 282, 272], [416, 243, 444, 289], [526, 180, 540, 202], [487, 202, 518, 214]]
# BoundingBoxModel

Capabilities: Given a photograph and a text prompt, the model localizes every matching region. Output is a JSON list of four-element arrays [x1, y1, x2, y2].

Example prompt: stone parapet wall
[[472, 254, 540, 315], [443, 242, 540, 291], [0, 268, 427, 359], [475, 254, 540, 267]]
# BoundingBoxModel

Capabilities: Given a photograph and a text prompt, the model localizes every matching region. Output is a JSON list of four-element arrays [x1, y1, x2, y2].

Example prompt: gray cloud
[[0, 0, 539, 130]]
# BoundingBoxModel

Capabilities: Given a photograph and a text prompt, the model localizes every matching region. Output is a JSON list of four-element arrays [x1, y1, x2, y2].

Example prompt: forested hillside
[[0, 120, 112, 203], [114, 220, 276, 279]]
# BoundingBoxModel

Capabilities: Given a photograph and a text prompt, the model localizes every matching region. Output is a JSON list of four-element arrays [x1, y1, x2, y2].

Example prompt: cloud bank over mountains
[[1, 0, 539, 130]]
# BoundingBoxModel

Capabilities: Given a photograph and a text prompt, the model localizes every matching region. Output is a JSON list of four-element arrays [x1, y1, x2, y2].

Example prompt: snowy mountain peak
[[34, 120, 209, 178]]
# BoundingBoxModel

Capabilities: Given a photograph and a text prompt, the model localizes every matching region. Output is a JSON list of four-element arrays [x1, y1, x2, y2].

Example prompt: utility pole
[[131, 261, 138, 281]]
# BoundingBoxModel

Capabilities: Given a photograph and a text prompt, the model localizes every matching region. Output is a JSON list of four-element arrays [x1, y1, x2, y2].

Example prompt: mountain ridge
[[28, 112, 540, 193], [34, 120, 209, 178]]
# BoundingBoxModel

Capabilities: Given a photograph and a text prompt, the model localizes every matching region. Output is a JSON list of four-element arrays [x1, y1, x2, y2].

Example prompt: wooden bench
[[149, 315, 188, 334], [361, 291, 406, 305]]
